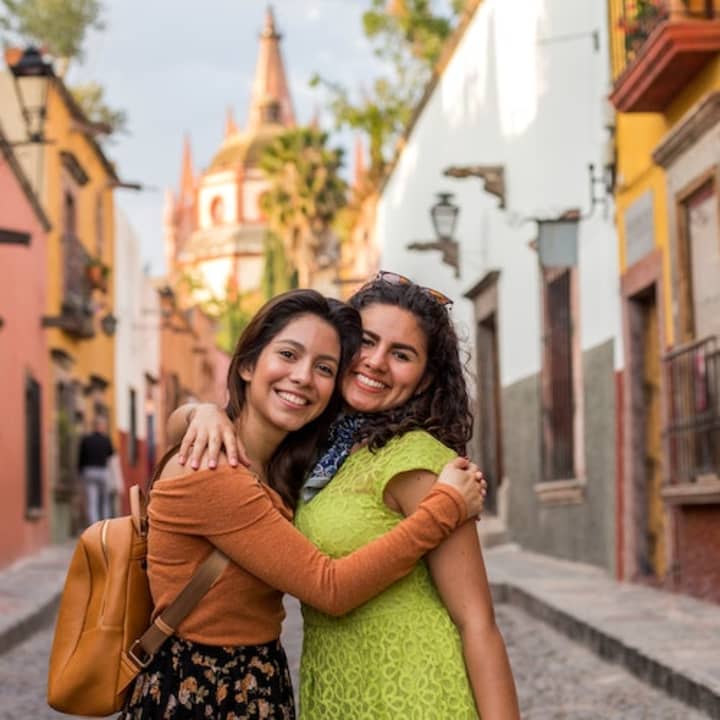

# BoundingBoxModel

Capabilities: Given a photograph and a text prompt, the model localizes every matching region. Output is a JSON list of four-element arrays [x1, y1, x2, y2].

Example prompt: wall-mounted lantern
[[536, 211, 580, 268], [407, 192, 461, 277], [9, 46, 54, 145], [100, 312, 118, 337]]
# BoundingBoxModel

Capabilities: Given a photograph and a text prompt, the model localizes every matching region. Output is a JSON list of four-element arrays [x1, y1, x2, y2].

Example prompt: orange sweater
[[148, 466, 467, 645]]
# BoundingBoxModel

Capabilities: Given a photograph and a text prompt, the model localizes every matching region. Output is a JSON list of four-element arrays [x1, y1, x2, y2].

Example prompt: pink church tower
[[164, 6, 296, 301]]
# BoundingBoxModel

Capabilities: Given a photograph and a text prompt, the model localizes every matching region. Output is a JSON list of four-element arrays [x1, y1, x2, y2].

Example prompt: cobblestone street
[[0, 598, 709, 719]]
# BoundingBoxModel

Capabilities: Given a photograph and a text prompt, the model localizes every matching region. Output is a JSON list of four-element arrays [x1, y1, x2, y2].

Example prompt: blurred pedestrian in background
[[77, 416, 115, 526]]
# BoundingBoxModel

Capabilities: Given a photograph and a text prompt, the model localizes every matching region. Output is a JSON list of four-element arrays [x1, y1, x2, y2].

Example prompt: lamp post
[[9, 46, 54, 145], [407, 192, 461, 277]]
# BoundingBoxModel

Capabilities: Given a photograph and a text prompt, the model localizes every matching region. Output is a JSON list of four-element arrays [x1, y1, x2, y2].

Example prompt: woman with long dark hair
[[122, 289, 485, 720], [171, 275, 519, 719]]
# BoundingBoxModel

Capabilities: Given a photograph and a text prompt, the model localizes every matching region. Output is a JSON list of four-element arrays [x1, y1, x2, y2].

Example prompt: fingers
[[177, 426, 197, 466], [190, 429, 208, 470], [223, 428, 251, 468], [207, 432, 221, 470]]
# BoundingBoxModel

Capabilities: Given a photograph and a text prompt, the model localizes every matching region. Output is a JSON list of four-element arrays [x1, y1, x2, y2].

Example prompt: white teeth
[[277, 391, 309, 407], [357, 373, 385, 390]]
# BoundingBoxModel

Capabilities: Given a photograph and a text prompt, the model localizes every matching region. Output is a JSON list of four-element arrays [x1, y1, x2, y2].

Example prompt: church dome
[[208, 122, 286, 173]]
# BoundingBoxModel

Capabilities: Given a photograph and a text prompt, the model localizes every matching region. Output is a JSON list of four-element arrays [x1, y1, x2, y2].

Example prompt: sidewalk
[[485, 544, 720, 718], [0, 543, 74, 656], [1, 541, 718, 717]]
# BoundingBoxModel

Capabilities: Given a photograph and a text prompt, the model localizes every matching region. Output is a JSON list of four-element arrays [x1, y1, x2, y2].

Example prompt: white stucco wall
[[114, 210, 160, 437], [375, 0, 623, 387]]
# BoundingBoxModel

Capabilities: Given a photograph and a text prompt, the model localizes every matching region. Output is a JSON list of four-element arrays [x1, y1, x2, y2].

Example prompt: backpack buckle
[[128, 640, 153, 669]]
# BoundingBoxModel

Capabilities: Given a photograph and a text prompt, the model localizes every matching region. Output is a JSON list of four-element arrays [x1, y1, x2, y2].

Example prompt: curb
[[490, 581, 719, 718], [0, 592, 61, 656], [0, 543, 74, 658]]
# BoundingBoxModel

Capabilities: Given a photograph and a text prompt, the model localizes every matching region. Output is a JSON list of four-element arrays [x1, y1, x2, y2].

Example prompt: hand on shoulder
[[159, 451, 233, 480]]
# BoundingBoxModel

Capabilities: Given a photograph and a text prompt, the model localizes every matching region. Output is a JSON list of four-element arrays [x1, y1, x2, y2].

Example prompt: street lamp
[[407, 192, 461, 277], [9, 46, 54, 145], [430, 192, 459, 241]]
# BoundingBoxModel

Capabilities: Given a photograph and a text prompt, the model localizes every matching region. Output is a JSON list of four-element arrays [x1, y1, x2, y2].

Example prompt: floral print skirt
[[120, 636, 295, 720]]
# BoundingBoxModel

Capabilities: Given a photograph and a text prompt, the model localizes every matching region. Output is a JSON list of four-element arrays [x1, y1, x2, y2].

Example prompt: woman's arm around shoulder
[[385, 468, 521, 720]]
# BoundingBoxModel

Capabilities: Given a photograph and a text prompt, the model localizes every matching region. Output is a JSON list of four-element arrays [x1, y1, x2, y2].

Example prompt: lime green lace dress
[[294, 430, 478, 719]]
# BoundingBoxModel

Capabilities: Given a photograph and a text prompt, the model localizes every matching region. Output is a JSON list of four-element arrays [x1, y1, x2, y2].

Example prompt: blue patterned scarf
[[301, 413, 368, 502]]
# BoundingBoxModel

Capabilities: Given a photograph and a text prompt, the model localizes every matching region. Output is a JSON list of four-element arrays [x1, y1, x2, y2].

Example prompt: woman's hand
[[177, 403, 250, 470], [437, 458, 487, 519]]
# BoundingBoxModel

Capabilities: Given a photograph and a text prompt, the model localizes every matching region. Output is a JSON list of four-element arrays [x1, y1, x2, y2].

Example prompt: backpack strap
[[128, 549, 229, 669], [126, 443, 230, 670]]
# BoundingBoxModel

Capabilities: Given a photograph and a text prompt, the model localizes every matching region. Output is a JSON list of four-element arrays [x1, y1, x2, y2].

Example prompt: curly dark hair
[[225, 289, 362, 508], [348, 279, 473, 455]]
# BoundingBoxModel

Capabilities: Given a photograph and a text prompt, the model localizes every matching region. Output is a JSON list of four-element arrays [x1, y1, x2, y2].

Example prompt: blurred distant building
[[164, 7, 296, 303], [156, 285, 227, 453], [0, 128, 51, 567], [608, 0, 720, 604], [114, 211, 160, 507], [336, 137, 381, 300]]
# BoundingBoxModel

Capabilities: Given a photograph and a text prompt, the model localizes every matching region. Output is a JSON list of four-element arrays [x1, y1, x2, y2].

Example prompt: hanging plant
[[618, 0, 669, 56], [85, 256, 110, 291]]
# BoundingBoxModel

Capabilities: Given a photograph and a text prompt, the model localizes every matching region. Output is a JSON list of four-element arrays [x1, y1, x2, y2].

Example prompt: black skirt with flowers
[[120, 636, 295, 720]]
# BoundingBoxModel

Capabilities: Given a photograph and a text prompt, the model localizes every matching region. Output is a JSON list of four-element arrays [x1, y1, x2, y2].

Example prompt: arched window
[[210, 196, 225, 225]]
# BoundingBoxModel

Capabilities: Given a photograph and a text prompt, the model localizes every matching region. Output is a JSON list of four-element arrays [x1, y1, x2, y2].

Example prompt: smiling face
[[341, 303, 429, 414], [241, 313, 341, 438]]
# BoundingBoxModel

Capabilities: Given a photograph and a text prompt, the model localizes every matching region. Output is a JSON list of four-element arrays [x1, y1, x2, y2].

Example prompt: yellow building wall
[[44, 81, 116, 429], [613, 42, 720, 348]]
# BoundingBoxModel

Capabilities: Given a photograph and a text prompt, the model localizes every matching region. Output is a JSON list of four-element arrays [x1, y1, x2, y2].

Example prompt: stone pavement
[[485, 544, 720, 718], [1, 541, 718, 717]]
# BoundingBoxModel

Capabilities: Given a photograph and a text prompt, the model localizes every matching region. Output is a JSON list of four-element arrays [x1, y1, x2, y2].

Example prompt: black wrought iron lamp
[[407, 192, 461, 277], [9, 46, 54, 145]]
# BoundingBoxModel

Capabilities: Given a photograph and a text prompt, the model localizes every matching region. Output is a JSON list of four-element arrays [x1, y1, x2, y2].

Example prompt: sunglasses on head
[[370, 270, 454, 307]]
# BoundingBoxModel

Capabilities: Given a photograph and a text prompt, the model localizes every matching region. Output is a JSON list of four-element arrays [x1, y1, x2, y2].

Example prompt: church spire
[[179, 134, 195, 204], [247, 6, 296, 131], [225, 106, 238, 138]]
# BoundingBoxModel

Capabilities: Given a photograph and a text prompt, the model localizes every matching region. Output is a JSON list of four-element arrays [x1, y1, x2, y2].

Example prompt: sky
[[69, 0, 383, 274]]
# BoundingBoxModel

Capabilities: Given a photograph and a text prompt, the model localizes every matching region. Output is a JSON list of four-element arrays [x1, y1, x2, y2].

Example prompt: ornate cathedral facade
[[163, 8, 295, 303]]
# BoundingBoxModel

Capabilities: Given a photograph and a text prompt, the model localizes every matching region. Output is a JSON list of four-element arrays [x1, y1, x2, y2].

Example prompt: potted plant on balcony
[[85, 256, 110, 292], [619, 0, 671, 56]]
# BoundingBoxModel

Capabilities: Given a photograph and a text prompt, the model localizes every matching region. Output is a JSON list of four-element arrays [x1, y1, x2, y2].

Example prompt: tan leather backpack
[[47, 454, 228, 716]]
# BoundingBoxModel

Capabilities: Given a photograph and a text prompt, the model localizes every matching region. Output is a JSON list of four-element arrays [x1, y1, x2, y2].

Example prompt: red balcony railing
[[664, 335, 720, 484], [610, 0, 720, 112]]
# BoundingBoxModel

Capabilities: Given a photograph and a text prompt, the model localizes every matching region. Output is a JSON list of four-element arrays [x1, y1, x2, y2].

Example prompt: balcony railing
[[664, 335, 720, 484], [610, 0, 720, 111], [43, 234, 95, 338]]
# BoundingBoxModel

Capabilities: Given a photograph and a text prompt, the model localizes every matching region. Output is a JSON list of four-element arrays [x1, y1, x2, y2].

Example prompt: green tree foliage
[[259, 126, 347, 287], [0, 0, 103, 64], [71, 81, 128, 135], [261, 231, 298, 300], [312, 0, 466, 178], [178, 270, 258, 354]]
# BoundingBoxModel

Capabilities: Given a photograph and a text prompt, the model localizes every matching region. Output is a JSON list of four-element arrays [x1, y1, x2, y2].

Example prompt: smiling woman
[[120, 288, 487, 720]]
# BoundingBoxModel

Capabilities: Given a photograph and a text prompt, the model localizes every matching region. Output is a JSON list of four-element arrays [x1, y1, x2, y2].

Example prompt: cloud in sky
[[68, 0, 380, 274]]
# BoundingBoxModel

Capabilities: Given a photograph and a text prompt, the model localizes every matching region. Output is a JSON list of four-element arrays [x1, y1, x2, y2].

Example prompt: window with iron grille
[[542, 269, 575, 480], [664, 336, 720, 483], [25, 375, 43, 514]]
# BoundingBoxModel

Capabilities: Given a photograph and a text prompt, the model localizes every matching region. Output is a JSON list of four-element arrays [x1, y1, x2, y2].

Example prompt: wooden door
[[476, 313, 502, 514]]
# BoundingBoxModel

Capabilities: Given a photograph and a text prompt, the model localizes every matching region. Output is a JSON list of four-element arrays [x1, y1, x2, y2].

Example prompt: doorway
[[629, 286, 666, 580]]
